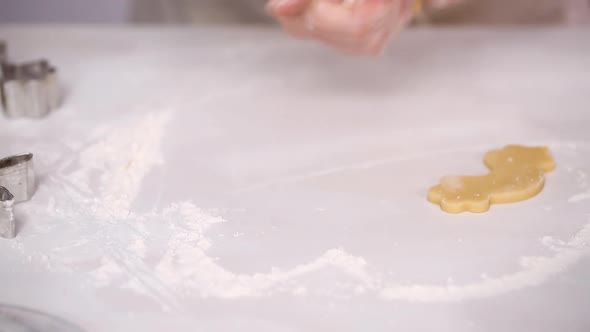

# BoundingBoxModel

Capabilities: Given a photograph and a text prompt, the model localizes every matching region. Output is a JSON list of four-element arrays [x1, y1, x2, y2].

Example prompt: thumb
[[267, 0, 313, 17]]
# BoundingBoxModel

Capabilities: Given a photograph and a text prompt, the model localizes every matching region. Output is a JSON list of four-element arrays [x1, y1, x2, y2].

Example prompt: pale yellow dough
[[428, 145, 556, 213]]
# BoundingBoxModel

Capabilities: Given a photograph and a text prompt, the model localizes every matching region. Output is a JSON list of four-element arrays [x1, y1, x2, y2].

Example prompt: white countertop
[[0, 26, 589, 332]]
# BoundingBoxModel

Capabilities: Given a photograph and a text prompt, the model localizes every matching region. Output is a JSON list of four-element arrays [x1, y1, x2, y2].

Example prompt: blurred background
[[0, 0, 589, 26]]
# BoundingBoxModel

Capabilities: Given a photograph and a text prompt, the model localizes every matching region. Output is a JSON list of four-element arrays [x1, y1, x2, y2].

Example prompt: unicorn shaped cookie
[[428, 145, 556, 213]]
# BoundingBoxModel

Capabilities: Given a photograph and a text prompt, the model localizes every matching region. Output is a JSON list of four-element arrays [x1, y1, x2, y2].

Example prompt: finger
[[312, 33, 373, 55], [307, 0, 399, 39], [363, 22, 396, 55], [310, 24, 390, 56], [383, 0, 412, 32], [278, 17, 312, 39], [361, 25, 397, 55], [360, 1, 411, 55], [276, 0, 406, 56], [266, 0, 312, 17], [318, 0, 402, 46]]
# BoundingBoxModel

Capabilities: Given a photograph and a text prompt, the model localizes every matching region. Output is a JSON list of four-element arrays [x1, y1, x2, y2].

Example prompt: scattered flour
[[8, 115, 590, 305], [94, 257, 126, 287], [568, 191, 590, 203], [380, 222, 590, 302], [540, 236, 566, 251], [66, 112, 170, 220], [569, 169, 590, 202]]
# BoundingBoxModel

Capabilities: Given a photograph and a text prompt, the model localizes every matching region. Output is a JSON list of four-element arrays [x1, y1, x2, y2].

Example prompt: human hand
[[266, 0, 418, 56]]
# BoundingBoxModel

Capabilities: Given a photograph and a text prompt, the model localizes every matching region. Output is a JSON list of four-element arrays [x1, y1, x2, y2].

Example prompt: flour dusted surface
[[1, 27, 589, 332], [0, 111, 587, 308]]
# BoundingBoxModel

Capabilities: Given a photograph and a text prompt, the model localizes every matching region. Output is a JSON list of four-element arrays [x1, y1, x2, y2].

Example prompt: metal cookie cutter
[[0, 153, 35, 204], [0, 186, 15, 239], [0, 154, 35, 239], [1, 60, 60, 118]]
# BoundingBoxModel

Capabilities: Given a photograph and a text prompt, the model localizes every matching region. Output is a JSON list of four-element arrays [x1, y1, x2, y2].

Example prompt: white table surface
[[0, 25, 589, 332]]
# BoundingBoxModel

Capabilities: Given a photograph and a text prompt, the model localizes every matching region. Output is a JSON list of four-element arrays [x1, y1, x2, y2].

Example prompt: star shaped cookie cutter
[[0, 41, 61, 118], [0, 153, 35, 239]]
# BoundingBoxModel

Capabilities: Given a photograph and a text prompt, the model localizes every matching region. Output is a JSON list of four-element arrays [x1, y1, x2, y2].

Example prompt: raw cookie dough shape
[[428, 145, 556, 213]]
